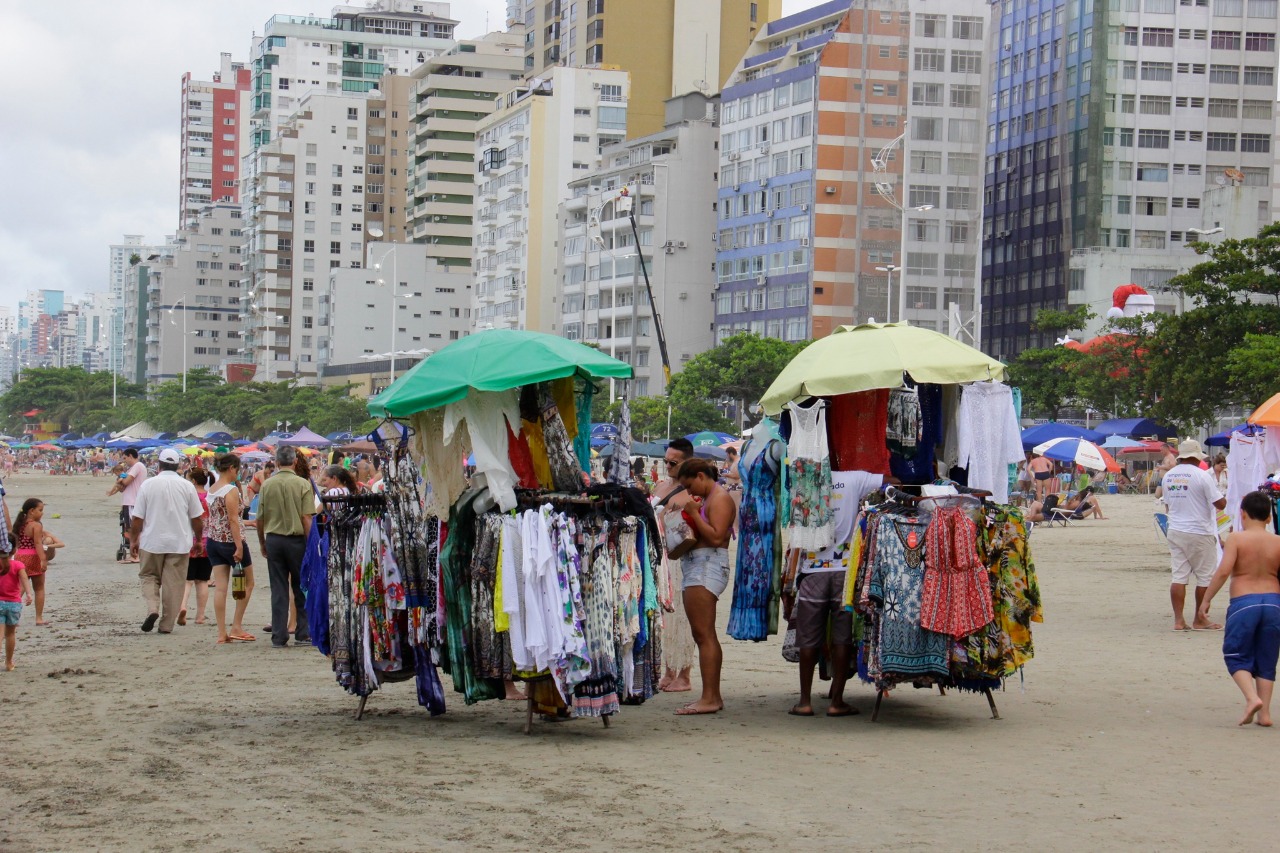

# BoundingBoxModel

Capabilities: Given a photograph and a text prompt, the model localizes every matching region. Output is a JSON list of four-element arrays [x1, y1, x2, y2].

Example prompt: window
[[914, 48, 945, 72], [1210, 64, 1240, 83], [1144, 27, 1175, 45], [1141, 61, 1173, 80], [1211, 30, 1242, 48], [909, 185, 941, 208], [330, 241, 341, 254], [1140, 95, 1172, 114], [1207, 131, 1238, 150], [906, 252, 938, 277], [953, 16, 983, 39], [1241, 133, 1271, 152], [912, 83, 943, 106], [952, 51, 982, 74], [1208, 98, 1239, 118], [1246, 32, 1276, 50], [948, 86, 979, 110], [912, 117, 942, 141], [915, 13, 945, 37], [1138, 129, 1170, 148], [946, 186, 974, 210], [1243, 99, 1273, 118], [1137, 163, 1169, 181], [911, 151, 942, 173], [1136, 195, 1168, 215], [949, 119, 978, 143], [1244, 66, 1275, 84]]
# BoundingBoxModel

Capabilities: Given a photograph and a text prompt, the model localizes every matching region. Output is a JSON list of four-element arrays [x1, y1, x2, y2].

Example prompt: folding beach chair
[[1047, 487, 1097, 526], [1037, 494, 1066, 527], [1153, 511, 1169, 544]]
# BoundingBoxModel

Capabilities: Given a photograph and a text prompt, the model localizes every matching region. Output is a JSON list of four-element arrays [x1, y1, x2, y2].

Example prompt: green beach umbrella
[[367, 328, 633, 418], [760, 322, 1006, 415]]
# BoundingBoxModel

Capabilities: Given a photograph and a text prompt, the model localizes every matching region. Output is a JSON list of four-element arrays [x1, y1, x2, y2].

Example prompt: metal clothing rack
[[867, 486, 1003, 723]]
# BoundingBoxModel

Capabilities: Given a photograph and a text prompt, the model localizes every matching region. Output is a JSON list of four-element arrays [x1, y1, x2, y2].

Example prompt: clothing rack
[[321, 492, 388, 509], [865, 488, 1004, 723]]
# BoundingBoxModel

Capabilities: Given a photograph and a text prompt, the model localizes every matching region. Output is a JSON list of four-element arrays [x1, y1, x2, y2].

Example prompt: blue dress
[[728, 439, 783, 641]]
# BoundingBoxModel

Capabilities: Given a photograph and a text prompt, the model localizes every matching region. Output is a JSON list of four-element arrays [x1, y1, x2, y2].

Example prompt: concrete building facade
[[180, 54, 251, 229], [557, 93, 720, 398], [135, 204, 248, 386], [983, 0, 1280, 358], [519, 0, 781, 137], [405, 29, 527, 270], [715, 0, 991, 343], [472, 66, 630, 334]]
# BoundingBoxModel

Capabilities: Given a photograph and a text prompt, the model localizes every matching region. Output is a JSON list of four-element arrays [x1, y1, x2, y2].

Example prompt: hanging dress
[[919, 506, 993, 639], [727, 437, 783, 641], [785, 400, 835, 551]]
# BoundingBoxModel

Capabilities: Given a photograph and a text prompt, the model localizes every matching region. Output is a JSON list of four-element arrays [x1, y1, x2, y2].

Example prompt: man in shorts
[[1157, 439, 1226, 631], [107, 448, 148, 563], [789, 469, 885, 717]]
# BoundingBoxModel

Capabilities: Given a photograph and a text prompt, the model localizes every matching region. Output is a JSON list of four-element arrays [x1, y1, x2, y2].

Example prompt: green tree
[[667, 333, 808, 422], [1225, 332, 1280, 404], [1006, 346, 1082, 420], [0, 367, 145, 434], [602, 395, 731, 441]]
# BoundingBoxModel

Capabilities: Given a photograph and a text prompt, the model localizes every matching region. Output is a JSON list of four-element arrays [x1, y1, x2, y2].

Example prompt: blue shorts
[[682, 548, 730, 598], [0, 601, 21, 626], [1223, 593, 1280, 681]]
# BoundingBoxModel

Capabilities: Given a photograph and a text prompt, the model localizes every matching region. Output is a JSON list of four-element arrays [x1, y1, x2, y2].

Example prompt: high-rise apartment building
[[473, 66, 630, 333], [141, 205, 248, 385], [557, 92, 720, 398], [108, 236, 161, 376], [713, 0, 990, 342], [241, 94, 372, 381], [520, 0, 781, 137], [405, 29, 527, 269], [180, 54, 251, 229], [982, 0, 1280, 358], [239, 2, 459, 383]]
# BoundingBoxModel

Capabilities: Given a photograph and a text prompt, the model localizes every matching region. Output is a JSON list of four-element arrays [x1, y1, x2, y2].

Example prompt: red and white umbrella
[[1032, 437, 1120, 473]]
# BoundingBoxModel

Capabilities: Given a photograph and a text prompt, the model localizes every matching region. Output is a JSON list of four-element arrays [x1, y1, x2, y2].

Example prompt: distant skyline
[[0, 0, 805, 312]]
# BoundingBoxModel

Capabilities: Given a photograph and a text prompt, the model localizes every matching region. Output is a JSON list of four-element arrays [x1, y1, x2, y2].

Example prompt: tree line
[[0, 367, 374, 438]]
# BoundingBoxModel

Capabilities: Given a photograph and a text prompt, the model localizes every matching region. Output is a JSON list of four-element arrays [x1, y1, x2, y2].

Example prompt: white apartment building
[[1063, 2, 1280, 340], [557, 93, 719, 398], [473, 67, 630, 333], [406, 29, 527, 268], [108, 236, 161, 376], [138, 204, 247, 385], [325, 241, 471, 391], [899, 0, 990, 337], [241, 94, 376, 381]]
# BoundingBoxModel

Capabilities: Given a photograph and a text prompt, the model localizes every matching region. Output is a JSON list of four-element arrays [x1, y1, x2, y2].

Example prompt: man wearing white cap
[[1158, 439, 1227, 631], [130, 448, 204, 634]]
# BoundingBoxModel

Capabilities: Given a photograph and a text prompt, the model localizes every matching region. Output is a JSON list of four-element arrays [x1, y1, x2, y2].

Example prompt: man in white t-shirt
[[1158, 439, 1227, 632], [789, 469, 885, 717], [129, 448, 203, 634], [107, 448, 148, 563]]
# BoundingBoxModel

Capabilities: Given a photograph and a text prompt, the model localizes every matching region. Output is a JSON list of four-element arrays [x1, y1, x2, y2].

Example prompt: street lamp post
[[874, 265, 900, 322], [370, 243, 401, 384], [168, 296, 188, 393]]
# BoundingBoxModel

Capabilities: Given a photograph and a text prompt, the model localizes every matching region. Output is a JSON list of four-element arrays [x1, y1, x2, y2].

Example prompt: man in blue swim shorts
[[1199, 491, 1280, 727]]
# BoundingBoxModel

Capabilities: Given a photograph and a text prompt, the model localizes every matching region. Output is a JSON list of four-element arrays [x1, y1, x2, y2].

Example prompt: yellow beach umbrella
[[760, 322, 1006, 415]]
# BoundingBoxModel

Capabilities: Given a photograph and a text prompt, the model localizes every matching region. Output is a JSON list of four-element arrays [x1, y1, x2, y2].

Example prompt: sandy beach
[[3, 472, 1276, 851]]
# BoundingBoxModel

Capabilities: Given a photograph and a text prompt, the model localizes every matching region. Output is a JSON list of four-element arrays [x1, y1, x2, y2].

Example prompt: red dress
[[827, 390, 891, 475]]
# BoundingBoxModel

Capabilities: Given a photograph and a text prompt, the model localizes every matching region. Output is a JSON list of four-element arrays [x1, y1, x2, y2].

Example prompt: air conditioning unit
[[727, 152, 740, 161], [760, 177, 769, 187], [679, 292, 688, 300], [677, 241, 687, 248], [801, 204, 810, 212], [766, 210, 775, 218], [592, 82, 601, 89], [758, 144, 770, 154], [800, 237, 810, 247], [733, 184, 741, 192], [824, 186, 836, 195], [756, 275, 766, 285]]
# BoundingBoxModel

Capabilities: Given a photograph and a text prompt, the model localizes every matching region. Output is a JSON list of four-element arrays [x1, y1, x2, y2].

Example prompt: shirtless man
[[1028, 454, 1055, 501], [1198, 490, 1280, 727]]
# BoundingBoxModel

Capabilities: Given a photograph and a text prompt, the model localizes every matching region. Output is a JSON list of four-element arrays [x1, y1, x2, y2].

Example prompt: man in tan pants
[[129, 448, 203, 633]]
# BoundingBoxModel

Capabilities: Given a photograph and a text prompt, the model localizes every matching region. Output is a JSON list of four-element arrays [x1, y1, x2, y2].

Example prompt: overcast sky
[[0, 0, 806, 314]]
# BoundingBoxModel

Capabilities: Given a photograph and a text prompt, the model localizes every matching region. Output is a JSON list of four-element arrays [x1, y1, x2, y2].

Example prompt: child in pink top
[[0, 550, 34, 671]]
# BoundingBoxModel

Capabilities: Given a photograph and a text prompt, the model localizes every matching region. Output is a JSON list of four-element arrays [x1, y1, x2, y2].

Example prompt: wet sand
[[3, 473, 1276, 851]]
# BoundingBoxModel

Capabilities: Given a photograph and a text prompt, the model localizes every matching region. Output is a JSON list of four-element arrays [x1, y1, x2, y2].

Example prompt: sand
[[3, 472, 1277, 852]]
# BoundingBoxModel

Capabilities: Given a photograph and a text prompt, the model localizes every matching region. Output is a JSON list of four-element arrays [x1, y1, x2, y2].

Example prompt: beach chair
[[1047, 488, 1096, 526], [1037, 494, 1065, 527]]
